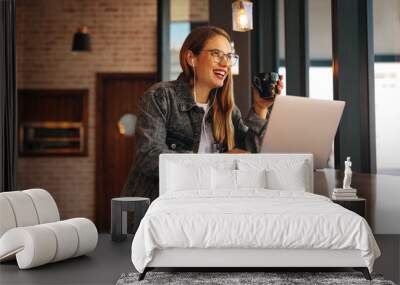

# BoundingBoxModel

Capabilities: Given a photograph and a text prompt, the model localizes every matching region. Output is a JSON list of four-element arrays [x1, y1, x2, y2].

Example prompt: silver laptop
[[260, 95, 345, 169]]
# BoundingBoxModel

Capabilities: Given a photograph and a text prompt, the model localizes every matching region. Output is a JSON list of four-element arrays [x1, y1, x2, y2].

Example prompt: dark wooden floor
[[0, 234, 398, 284]]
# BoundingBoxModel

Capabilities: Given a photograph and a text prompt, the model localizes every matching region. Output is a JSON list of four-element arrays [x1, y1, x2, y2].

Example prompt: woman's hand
[[252, 75, 284, 119], [225, 148, 249, 154]]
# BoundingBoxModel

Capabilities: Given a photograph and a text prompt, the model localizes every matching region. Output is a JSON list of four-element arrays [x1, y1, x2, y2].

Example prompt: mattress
[[131, 189, 380, 273]]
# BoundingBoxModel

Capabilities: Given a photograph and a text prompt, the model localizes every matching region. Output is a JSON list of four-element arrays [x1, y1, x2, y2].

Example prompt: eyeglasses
[[202, 49, 239, 67]]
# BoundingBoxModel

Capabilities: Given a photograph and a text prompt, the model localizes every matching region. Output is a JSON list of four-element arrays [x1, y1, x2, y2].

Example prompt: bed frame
[[138, 154, 372, 281], [140, 248, 371, 280]]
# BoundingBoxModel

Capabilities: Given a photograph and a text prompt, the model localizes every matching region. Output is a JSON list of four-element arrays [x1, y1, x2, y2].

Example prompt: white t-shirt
[[196, 102, 215, 153]]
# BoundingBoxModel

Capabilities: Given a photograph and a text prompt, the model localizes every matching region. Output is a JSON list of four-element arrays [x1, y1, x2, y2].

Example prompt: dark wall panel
[[157, 0, 170, 81], [284, 0, 309, 97], [332, 0, 376, 173], [252, 0, 279, 75], [0, 0, 17, 192]]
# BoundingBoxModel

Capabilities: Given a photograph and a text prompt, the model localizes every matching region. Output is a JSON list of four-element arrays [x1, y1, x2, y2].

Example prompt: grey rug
[[116, 271, 396, 285]]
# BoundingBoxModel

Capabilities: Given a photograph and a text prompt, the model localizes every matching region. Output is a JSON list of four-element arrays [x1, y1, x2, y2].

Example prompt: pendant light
[[72, 1, 91, 52], [72, 26, 91, 52], [232, 0, 253, 32]]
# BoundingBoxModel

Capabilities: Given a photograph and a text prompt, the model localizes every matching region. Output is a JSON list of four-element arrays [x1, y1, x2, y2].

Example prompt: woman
[[122, 26, 283, 201]]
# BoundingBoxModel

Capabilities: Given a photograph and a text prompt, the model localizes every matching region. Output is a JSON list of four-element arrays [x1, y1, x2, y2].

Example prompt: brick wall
[[16, 0, 157, 221], [171, 0, 209, 22], [190, 0, 209, 22], [171, 0, 190, 21]]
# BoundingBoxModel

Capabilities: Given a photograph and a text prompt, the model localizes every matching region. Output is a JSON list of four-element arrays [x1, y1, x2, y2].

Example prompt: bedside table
[[110, 197, 150, 242], [332, 197, 366, 218]]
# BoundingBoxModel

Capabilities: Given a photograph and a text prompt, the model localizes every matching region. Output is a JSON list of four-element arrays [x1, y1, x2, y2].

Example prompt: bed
[[131, 154, 380, 280]]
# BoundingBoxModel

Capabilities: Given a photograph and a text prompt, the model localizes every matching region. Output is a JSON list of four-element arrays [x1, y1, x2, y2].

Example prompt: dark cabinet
[[332, 198, 366, 218]]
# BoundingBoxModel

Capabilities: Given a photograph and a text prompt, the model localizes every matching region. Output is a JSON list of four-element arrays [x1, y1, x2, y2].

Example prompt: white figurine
[[343, 157, 352, 189]]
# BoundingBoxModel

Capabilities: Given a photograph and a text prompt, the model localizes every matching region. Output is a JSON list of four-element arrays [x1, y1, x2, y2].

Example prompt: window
[[169, 0, 209, 80], [373, 0, 400, 175], [279, 0, 335, 167], [170, 22, 191, 80], [374, 63, 400, 175]]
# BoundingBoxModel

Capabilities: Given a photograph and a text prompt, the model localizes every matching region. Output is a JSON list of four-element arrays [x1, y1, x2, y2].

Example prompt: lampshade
[[232, 0, 253, 32], [72, 26, 91, 52], [118, 113, 137, 137]]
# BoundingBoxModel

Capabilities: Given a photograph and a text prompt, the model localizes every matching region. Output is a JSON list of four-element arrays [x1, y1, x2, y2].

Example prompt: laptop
[[260, 95, 345, 169]]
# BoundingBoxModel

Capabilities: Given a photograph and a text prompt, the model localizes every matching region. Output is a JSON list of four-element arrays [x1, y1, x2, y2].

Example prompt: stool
[[110, 197, 150, 242]]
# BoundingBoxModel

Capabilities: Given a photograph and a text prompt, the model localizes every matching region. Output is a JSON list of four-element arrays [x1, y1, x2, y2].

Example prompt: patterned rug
[[116, 271, 396, 285]]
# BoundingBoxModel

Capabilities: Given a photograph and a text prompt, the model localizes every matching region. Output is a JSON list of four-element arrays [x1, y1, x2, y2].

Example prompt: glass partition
[[373, 0, 400, 175]]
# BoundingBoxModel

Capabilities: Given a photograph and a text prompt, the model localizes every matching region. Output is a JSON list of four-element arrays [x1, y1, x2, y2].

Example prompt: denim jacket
[[121, 74, 269, 201]]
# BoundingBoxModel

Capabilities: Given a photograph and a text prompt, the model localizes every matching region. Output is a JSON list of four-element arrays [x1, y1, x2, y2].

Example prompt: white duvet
[[131, 189, 380, 273]]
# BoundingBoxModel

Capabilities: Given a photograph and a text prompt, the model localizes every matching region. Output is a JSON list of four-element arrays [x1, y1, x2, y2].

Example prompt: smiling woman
[[121, 26, 283, 201], [179, 27, 237, 150]]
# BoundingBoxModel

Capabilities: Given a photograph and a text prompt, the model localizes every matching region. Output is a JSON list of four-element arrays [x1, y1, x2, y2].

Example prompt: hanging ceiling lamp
[[72, 0, 91, 52], [72, 26, 91, 52], [232, 0, 253, 32]]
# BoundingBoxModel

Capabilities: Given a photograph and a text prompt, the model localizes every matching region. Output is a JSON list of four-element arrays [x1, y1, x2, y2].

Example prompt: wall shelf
[[18, 89, 88, 156]]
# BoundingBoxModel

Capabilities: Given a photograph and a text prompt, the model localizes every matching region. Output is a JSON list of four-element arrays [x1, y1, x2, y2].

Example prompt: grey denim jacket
[[121, 74, 269, 201]]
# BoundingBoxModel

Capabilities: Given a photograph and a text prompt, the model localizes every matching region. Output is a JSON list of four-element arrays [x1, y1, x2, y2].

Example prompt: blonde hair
[[179, 26, 235, 150]]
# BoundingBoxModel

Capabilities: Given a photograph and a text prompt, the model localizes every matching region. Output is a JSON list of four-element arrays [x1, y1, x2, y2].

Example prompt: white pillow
[[237, 159, 308, 191], [211, 169, 268, 190], [165, 158, 236, 171], [211, 168, 237, 190], [265, 162, 307, 191], [167, 162, 212, 191], [236, 169, 267, 188]]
